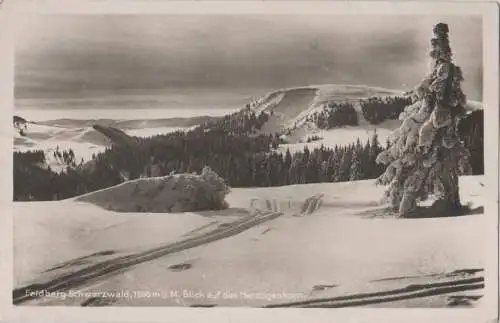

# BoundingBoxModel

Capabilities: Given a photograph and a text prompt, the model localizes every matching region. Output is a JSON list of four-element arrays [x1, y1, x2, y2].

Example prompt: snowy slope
[[14, 175, 486, 307], [249, 84, 482, 149], [14, 85, 483, 167], [13, 123, 112, 172], [251, 84, 402, 133], [13, 122, 191, 172]]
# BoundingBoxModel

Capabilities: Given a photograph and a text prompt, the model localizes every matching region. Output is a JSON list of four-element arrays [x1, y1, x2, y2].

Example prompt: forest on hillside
[[304, 95, 413, 129], [306, 102, 358, 129], [360, 96, 413, 125], [13, 97, 484, 202]]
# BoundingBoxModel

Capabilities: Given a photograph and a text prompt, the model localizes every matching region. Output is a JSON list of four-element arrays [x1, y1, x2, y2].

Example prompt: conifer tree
[[335, 148, 352, 182], [375, 23, 471, 217], [349, 149, 363, 181]]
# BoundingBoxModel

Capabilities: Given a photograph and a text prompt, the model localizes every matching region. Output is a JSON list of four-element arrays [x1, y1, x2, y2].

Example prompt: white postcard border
[[0, 2, 498, 323]]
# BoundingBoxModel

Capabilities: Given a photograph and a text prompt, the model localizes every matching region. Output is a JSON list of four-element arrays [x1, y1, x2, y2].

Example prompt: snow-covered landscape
[[13, 84, 487, 307], [13, 105, 235, 172], [13, 84, 483, 169], [12, 13, 492, 311], [14, 176, 485, 307]]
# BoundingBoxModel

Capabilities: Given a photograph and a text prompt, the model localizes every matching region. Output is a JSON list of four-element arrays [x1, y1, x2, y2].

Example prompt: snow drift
[[76, 167, 231, 213]]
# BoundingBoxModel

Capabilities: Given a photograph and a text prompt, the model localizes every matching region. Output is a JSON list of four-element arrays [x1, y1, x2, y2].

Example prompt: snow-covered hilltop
[[234, 84, 482, 152], [248, 84, 401, 131], [249, 84, 482, 133], [13, 84, 483, 177], [14, 84, 483, 156]]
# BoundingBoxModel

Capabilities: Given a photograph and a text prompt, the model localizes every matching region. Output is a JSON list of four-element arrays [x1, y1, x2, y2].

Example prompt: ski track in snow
[[14, 195, 326, 305], [14, 213, 282, 304], [13, 177, 485, 307]]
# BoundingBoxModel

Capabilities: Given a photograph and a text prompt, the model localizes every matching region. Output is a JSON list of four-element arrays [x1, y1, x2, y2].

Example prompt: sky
[[15, 14, 483, 101]]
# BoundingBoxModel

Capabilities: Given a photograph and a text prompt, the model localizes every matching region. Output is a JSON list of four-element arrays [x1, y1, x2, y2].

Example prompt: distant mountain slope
[[246, 84, 482, 147], [249, 84, 402, 133], [37, 116, 217, 130], [13, 84, 483, 169], [13, 122, 112, 172], [250, 84, 482, 133], [92, 124, 139, 146]]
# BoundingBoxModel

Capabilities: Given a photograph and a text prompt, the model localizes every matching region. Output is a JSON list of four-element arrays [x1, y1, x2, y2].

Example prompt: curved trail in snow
[[264, 269, 485, 308], [13, 210, 284, 305], [13, 194, 325, 305], [13, 190, 483, 307]]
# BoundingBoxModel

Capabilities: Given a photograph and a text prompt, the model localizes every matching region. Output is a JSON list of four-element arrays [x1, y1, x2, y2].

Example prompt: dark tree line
[[14, 150, 53, 201], [14, 150, 45, 165], [306, 102, 358, 129], [13, 101, 484, 202], [13, 130, 386, 201], [145, 133, 385, 187], [360, 96, 412, 125], [199, 109, 270, 135]]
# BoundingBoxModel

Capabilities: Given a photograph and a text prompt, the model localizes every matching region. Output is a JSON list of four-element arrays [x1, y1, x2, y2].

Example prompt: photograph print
[[10, 4, 498, 310]]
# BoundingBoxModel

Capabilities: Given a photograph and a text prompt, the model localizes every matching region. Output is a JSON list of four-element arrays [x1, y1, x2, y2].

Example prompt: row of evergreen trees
[[306, 102, 358, 129], [360, 96, 412, 125], [144, 134, 385, 187], [199, 109, 270, 135], [14, 150, 45, 165], [302, 95, 413, 129], [14, 150, 55, 201], [53, 147, 80, 168], [13, 102, 483, 202], [13, 130, 385, 201]]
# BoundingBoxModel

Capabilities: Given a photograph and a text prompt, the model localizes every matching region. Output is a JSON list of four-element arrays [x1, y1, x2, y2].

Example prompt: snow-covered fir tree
[[349, 149, 363, 181], [375, 23, 472, 217]]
